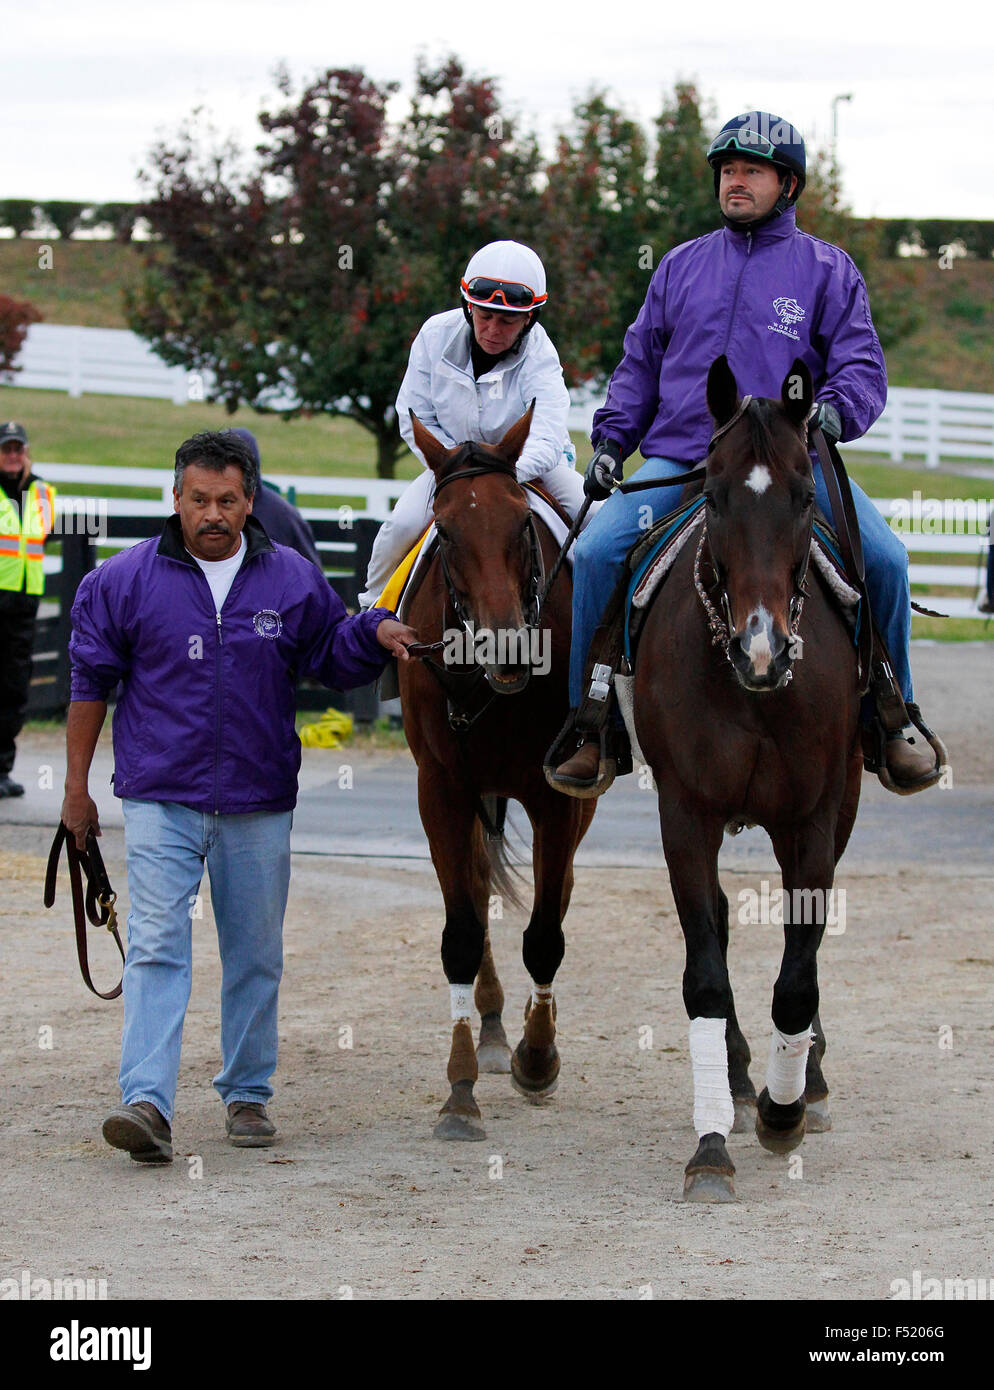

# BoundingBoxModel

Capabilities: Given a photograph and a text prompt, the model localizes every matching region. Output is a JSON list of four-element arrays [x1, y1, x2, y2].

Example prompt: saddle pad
[[622, 508, 861, 665]]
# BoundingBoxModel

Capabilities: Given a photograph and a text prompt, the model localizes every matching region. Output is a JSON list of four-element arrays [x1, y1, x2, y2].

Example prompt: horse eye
[[801, 494, 815, 512], [704, 493, 717, 512]]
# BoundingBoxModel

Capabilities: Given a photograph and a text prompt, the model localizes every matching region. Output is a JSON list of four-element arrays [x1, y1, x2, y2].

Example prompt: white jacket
[[396, 309, 573, 481]]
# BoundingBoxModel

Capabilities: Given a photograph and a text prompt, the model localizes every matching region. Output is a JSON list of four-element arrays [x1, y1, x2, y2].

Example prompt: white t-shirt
[[188, 533, 246, 613]]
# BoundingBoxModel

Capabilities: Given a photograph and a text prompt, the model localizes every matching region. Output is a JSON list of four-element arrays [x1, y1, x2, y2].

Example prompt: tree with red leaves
[[0, 295, 43, 378]]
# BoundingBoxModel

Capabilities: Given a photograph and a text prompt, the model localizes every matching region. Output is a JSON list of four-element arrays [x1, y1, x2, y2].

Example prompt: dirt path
[[2, 821, 991, 1300]]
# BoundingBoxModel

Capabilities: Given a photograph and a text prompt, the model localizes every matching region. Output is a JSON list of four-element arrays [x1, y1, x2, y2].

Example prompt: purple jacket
[[592, 209, 887, 464], [70, 515, 393, 813]]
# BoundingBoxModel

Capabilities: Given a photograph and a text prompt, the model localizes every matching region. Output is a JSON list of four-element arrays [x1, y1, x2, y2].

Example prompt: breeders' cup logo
[[768, 296, 806, 340], [253, 609, 283, 639]]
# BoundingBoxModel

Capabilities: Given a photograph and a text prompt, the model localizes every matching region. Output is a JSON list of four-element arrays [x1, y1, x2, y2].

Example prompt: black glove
[[809, 401, 842, 445], [583, 441, 624, 500]]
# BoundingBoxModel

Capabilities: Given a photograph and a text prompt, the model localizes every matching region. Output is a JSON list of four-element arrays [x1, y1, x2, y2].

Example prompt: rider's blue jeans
[[118, 799, 292, 1123], [569, 456, 913, 709]]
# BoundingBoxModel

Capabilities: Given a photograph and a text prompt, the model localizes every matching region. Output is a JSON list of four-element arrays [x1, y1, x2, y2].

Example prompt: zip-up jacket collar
[[722, 206, 797, 249], [156, 513, 276, 566]]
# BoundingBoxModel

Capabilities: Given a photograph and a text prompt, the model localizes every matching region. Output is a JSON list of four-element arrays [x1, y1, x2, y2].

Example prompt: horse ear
[[409, 410, 455, 475], [706, 356, 739, 426], [781, 358, 814, 428], [495, 400, 535, 465]]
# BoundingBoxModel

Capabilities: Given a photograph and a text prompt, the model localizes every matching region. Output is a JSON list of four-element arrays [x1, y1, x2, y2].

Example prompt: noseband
[[695, 399, 813, 681]]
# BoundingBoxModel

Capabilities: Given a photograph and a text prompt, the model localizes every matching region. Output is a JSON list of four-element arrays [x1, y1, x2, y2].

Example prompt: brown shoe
[[546, 737, 616, 799], [225, 1101, 277, 1147], [884, 727, 940, 791], [102, 1101, 173, 1164]]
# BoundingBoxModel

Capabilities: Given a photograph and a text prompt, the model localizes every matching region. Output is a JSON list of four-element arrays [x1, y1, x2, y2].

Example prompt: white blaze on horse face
[[689, 1017, 734, 1138], [740, 606, 775, 677], [766, 1024, 814, 1105], [745, 464, 772, 495]]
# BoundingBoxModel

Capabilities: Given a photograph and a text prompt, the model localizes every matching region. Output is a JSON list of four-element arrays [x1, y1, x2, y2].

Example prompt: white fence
[[6, 325, 994, 471], [36, 465, 992, 619]]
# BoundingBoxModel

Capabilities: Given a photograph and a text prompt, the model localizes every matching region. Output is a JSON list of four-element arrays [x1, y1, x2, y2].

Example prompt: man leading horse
[[549, 110, 939, 796]]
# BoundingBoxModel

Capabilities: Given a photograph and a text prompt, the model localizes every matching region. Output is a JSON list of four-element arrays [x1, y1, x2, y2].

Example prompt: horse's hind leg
[[475, 928, 511, 1074], [804, 1009, 831, 1132], [511, 792, 593, 1101], [717, 885, 758, 1133]]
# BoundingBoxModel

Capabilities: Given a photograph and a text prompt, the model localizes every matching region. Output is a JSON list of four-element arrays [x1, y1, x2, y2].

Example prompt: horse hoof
[[510, 1048, 560, 1101], [683, 1169, 737, 1203], [732, 1098, 757, 1134], [755, 1088, 806, 1153], [804, 1099, 832, 1132], [433, 1112, 487, 1142], [476, 1042, 512, 1074]]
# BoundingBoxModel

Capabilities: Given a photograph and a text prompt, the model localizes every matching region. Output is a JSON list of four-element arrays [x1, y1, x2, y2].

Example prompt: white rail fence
[[5, 325, 994, 470], [35, 465, 992, 620]]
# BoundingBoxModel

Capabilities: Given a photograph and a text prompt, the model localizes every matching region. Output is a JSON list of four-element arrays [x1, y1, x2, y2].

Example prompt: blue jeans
[[569, 456, 913, 707], [119, 800, 292, 1123]]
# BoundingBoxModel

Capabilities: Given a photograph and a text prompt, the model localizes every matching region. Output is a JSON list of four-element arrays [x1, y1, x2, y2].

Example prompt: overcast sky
[[6, 0, 991, 219]]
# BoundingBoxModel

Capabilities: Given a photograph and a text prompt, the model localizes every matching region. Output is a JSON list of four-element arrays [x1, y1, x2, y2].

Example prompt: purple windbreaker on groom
[[592, 208, 887, 463], [69, 515, 393, 814]]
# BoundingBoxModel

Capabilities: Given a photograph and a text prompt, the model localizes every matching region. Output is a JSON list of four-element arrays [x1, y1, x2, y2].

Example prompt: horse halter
[[432, 447, 546, 637], [695, 397, 813, 681]]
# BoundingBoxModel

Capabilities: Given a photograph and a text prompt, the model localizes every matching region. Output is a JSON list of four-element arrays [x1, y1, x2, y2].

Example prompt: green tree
[[128, 60, 545, 478]]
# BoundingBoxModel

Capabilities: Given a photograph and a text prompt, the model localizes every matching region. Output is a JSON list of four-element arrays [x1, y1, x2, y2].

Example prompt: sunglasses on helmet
[[708, 129, 778, 162], [461, 277, 545, 310]]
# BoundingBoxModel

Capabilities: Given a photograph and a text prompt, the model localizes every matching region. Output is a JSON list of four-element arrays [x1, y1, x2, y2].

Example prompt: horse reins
[[44, 822, 125, 1000]]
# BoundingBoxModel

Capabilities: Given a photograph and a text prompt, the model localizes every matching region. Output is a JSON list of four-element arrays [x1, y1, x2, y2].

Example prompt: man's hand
[[809, 401, 842, 445], [376, 618, 419, 661], [61, 788, 101, 851], [583, 441, 624, 501]]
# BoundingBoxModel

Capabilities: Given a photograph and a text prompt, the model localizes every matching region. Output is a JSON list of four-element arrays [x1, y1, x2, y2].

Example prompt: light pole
[[831, 93, 853, 153]]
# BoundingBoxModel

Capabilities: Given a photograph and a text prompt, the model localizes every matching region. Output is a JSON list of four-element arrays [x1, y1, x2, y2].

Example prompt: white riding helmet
[[460, 241, 548, 313]]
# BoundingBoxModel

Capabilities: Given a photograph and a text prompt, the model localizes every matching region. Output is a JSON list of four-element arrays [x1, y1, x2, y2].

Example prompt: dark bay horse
[[634, 356, 862, 1201], [399, 406, 595, 1141]]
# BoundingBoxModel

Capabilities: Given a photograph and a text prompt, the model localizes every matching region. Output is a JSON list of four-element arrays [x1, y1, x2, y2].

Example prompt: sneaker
[[225, 1101, 277, 1148], [102, 1101, 173, 1164], [0, 775, 25, 798]]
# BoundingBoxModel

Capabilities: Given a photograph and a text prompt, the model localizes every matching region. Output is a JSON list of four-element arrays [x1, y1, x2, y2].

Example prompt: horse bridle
[[694, 396, 814, 678], [430, 450, 546, 639]]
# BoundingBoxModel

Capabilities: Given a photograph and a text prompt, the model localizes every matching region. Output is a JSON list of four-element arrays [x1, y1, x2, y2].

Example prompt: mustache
[[198, 523, 231, 534]]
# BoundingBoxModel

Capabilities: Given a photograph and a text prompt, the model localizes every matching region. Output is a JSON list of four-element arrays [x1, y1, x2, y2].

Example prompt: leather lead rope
[[44, 824, 125, 1000]]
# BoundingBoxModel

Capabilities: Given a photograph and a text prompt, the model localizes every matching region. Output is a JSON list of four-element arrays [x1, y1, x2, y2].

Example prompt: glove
[[583, 441, 624, 500], [809, 401, 842, 445]]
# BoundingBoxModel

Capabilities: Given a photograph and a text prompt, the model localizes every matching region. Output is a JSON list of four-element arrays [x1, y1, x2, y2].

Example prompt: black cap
[[0, 421, 28, 446]]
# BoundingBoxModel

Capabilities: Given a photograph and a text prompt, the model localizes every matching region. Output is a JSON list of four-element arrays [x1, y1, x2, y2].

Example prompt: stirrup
[[863, 702, 949, 795], [544, 718, 629, 799]]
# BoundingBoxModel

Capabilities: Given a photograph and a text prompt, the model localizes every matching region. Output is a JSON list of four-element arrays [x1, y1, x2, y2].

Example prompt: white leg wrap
[[531, 984, 554, 1007], [689, 1017, 734, 1139], [766, 1025, 814, 1104], [450, 983, 474, 1022]]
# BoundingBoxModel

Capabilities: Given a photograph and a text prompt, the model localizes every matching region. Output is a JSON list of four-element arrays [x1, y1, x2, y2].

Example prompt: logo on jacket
[[253, 609, 283, 639], [769, 296, 806, 340]]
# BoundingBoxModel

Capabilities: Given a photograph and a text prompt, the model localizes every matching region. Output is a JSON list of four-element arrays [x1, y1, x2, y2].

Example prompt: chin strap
[[719, 173, 795, 232]]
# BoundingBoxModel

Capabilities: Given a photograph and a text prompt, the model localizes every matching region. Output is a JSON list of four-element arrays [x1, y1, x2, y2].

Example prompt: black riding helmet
[[707, 112, 807, 228]]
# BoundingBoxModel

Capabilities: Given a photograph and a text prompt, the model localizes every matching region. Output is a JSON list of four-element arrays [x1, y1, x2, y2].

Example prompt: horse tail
[[478, 796, 526, 912]]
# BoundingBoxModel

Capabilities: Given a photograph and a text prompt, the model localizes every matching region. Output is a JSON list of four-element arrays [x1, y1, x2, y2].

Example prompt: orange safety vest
[[0, 478, 57, 595]]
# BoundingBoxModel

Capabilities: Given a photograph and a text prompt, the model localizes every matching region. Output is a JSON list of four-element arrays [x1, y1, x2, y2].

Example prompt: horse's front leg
[[660, 804, 737, 1202], [755, 826, 836, 1153], [419, 761, 492, 1141], [510, 788, 594, 1101], [474, 926, 511, 1074], [716, 884, 759, 1133]]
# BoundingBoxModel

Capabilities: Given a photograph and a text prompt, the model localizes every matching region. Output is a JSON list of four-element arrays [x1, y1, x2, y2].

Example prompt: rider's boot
[[881, 702, 947, 793]]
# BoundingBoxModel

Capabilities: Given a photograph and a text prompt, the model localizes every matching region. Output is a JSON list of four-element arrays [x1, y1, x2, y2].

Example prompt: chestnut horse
[[399, 406, 595, 1141], [633, 356, 862, 1200]]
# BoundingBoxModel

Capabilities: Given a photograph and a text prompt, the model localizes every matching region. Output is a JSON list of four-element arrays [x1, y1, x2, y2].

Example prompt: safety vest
[[0, 478, 57, 595]]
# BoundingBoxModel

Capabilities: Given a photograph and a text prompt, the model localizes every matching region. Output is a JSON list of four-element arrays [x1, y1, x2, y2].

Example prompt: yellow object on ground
[[299, 708, 355, 748], [376, 526, 434, 614]]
